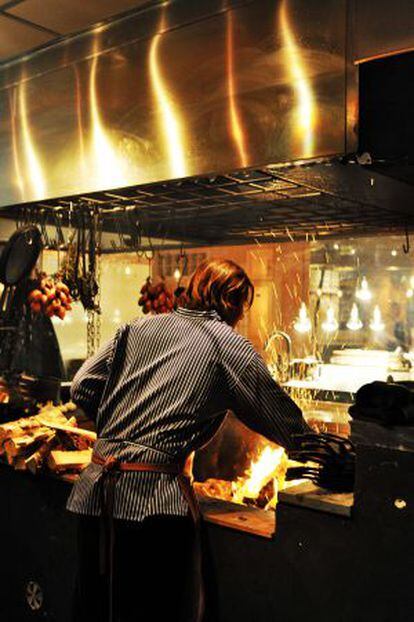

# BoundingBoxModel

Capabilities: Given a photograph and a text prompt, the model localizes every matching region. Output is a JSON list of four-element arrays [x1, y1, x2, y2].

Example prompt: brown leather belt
[[92, 452, 203, 622]]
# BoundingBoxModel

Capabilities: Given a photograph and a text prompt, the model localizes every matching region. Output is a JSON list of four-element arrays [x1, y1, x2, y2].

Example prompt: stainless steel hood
[[0, 0, 413, 246], [0, 0, 352, 207]]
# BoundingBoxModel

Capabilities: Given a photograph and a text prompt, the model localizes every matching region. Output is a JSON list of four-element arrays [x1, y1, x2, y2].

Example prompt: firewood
[[34, 404, 70, 427], [38, 419, 96, 443], [47, 449, 92, 472], [0, 420, 28, 441], [25, 433, 57, 474], [4, 428, 52, 457], [14, 457, 27, 471]]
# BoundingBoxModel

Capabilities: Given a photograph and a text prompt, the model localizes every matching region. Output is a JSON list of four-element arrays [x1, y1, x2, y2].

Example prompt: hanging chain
[[85, 210, 102, 358], [86, 309, 96, 358], [95, 251, 102, 350]]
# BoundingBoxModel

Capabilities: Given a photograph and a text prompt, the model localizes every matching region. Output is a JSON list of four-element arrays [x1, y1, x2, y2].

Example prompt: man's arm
[[229, 353, 313, 451], [70, 337, 115, 420]]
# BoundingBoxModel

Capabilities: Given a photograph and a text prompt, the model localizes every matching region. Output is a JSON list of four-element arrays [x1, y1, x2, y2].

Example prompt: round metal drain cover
[[25, 581, 44, 611]]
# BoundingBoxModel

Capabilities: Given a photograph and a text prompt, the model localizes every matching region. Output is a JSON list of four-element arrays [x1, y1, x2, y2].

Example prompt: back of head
[[186, 259, 254, 326]]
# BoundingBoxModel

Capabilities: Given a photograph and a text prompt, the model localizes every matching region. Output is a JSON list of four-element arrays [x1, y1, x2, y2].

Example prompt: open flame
[[195, 441, 308, 511], [232, 445, 288, 509]]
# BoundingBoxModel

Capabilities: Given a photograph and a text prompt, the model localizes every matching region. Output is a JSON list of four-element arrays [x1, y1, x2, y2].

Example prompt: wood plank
[[47, 449, 92, 472], [37, 419, 97, 442], [279, 482, 353, 517], [198, 495, 275, 539]]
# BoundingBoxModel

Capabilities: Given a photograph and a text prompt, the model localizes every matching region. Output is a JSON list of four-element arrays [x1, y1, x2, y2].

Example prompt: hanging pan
[[0, 226, 43, 286]]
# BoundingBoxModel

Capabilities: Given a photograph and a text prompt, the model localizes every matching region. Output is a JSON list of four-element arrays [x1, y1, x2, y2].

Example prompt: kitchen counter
[[2, 419, 413, 622], [284, 362, 414, 395]]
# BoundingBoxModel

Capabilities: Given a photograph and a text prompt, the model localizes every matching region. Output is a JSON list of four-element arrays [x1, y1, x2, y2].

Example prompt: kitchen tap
[[264, 330, 292, 382]]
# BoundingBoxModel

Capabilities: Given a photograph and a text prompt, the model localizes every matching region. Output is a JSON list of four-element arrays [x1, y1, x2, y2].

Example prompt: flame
[[279, 0, 316, 157], [18, 77, 46, 199], [149, 9, 187, 179], [89, 42, 127, 188], [226, 8, 249, 167], [9, 89, 25, 200], [232, 446, 287, 507]]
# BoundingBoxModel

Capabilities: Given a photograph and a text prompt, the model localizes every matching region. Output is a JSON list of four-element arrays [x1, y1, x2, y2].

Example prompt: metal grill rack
[[3, 158, 414, 250]]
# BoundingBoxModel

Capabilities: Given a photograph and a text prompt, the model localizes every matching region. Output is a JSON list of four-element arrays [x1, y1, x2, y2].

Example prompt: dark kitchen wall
[[354, 0, 414, 63]]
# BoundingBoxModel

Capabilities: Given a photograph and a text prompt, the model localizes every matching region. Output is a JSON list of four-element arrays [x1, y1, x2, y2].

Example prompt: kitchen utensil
[[0, 226, 42, 286], [287, 432, 355, 492]]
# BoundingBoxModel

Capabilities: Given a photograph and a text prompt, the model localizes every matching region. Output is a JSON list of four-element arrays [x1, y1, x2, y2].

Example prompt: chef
[[68, 258, 312, 622]]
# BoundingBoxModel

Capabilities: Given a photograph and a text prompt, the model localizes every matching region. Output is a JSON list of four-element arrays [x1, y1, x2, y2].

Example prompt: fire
[[195, 440, 308, 510], [232, 445, 288, 509]]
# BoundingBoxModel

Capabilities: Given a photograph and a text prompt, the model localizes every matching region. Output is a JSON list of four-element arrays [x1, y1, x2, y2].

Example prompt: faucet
[[264, 330, 292, 382]]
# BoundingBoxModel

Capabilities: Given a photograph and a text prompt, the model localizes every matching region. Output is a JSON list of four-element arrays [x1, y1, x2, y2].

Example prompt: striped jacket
[[67, 307, 311, 520]]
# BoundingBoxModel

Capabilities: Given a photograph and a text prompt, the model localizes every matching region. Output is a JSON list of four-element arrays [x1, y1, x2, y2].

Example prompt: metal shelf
[[2, 158, 414, 250]]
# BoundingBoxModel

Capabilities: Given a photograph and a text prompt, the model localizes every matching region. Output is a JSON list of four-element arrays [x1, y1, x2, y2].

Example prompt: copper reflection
[[74, 64, 87, 175], [89, 41, 128, 188], [279, 0, 316, 157], [226, 7, 249, 168], [149, 6, 188, 179], [18, 77, 47, 200], [9, 89, 25, 200]]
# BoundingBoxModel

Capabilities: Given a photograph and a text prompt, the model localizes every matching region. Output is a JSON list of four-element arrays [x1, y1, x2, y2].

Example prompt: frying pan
[[0, 226, 42, 285]]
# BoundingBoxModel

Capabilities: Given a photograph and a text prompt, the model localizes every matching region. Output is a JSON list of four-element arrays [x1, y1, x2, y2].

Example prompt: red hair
[[186, 259, 254, 326]]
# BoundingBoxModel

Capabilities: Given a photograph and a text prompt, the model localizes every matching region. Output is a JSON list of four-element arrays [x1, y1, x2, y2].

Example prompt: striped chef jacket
[[67, 307, 311, 521]]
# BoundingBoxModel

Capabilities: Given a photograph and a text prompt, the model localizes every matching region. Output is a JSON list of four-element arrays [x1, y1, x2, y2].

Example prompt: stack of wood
[[0, 402, 96, 479]]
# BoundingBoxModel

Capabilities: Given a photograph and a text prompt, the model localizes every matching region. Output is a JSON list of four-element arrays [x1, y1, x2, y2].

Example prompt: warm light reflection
[[89, 44, 127, 188], [369, 305, 385, 332], [346, 303, 363, 331], [322, 306, 338, 333], [280, 0, 316, 157], [74, 64, 87, 175], [18, 78, 46, 199], [9, 90, 25, 200], [149, 8, 187, 179], [226, 8, 249, 167], [356, 276, 372, 302], [294, 302, 312, 333]]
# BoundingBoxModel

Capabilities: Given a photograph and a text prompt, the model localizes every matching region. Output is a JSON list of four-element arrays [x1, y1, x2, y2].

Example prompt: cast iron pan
[[0, 226, 42, 285]]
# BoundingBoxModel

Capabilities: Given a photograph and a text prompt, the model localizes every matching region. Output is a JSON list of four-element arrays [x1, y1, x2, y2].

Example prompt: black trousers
[[73, 514, 197, 622]]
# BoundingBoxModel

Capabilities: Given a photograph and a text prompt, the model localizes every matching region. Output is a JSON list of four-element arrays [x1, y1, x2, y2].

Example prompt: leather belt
[[92, 452, 203, 622]]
